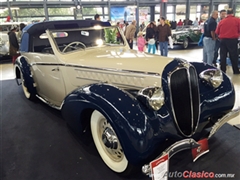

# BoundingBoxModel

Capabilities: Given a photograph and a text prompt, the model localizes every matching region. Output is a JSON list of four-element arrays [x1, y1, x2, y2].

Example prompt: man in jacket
[[157, 17, 171, 56], [215, 8, 240, 74], [125, 20, 136, 49]]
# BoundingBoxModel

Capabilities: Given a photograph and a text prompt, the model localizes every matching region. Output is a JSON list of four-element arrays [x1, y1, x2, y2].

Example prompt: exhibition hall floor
[[0, 45, 240, 180]]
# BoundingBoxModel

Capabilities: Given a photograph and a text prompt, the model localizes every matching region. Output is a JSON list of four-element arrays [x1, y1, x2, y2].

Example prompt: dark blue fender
[[61, 83, 179, 165], [15, 56, 36, 95]]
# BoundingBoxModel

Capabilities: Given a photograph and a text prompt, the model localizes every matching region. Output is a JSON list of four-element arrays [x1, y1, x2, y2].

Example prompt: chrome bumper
[[208, 107, 240, 139], [142, 107, 240, 176], [142, 138, 199, 175]]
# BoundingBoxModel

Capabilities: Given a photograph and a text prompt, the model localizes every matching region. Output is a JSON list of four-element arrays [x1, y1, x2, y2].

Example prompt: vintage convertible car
[[15, 20, 239, 177], [172, 26, 203, 49]]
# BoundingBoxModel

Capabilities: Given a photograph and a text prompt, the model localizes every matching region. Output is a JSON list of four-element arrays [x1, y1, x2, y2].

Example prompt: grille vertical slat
[[169, 65, 200, 137]]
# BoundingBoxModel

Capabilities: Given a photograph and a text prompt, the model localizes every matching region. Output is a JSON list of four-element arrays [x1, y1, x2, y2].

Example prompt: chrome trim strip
[[30, 62, 160, 76], [74, 68, 148, 78], [142, 138, 199, 175], [168, 60, 200, 137], [208, 107, 240, 139], [36, 95, 62, 110], [76, 77, 143, 89]]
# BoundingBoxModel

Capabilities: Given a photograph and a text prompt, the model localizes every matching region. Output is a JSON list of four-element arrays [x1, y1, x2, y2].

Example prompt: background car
[[172, 26, 202, 49], [14, 20, 239, 177]]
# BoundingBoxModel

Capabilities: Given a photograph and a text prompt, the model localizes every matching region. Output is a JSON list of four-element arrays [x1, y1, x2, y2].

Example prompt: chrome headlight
[[138, 87, 165, 111], [199, 69, 223, 88], [176, 35, 180, 39]]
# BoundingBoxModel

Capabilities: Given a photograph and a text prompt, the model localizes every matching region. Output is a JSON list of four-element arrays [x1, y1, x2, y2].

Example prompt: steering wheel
[[62, 41, 86, 53]]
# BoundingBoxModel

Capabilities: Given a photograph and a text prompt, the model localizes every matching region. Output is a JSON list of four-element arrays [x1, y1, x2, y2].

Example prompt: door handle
[[52, 67, 59, 71]]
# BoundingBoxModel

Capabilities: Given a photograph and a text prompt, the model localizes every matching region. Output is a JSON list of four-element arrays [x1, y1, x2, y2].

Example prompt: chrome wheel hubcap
[[99, 118, 124, 162]]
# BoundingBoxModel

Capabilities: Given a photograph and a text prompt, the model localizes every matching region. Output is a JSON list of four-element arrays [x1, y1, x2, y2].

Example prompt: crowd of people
[[202, 8, 240, 74]]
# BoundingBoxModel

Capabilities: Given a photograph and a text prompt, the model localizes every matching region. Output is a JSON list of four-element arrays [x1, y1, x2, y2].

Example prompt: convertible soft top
[[23, 20, 111, 35], [20, 20, 111, 52]]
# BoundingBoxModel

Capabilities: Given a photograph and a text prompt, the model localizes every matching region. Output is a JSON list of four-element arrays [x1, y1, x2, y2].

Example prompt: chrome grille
[[169, 64, 200, 137]]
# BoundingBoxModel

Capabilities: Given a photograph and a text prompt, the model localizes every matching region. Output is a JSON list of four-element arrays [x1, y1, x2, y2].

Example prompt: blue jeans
[[148, 44, 156, 54], [159, 41, 168, 56], [213, 39, 221, 64], [203, 37, 216, 65]]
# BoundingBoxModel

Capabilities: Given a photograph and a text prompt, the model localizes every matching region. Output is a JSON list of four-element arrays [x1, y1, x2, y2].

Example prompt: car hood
[[60, 47, 173, 76]]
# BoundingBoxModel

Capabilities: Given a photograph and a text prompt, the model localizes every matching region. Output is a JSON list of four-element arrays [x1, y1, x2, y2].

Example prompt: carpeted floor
[[1, 80, 240, 180]]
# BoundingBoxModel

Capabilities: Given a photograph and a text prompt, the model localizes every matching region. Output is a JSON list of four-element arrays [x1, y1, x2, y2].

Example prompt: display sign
[[192, 138, 209, 162], [150, 153, 169, 180]]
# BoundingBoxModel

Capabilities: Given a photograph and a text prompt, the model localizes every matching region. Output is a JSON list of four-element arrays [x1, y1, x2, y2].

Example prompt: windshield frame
[[48, 25, 127, 54]]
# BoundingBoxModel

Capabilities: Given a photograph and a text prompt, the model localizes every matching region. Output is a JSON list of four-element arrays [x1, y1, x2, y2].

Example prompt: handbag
[[148, 38, 155, 45]]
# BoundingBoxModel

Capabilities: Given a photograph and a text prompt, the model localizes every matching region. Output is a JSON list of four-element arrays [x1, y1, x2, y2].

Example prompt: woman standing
[[8, 26, 19, 64]]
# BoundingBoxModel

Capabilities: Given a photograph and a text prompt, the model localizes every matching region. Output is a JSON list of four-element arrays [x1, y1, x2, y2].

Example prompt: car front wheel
[[91, 110, 132, 174]]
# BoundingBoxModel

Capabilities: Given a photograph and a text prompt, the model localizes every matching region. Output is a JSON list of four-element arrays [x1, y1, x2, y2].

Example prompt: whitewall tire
[[20, 72, 35, 100], [90, 110, 129, 173]]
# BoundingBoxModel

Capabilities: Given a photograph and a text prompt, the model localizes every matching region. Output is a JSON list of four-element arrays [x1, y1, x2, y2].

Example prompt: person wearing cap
[[8, 26, 19, 64], [215, 8, 240, 74]]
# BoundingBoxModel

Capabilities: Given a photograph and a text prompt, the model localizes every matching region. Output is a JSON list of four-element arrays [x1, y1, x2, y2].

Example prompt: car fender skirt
[[62, 83, 168, 165]]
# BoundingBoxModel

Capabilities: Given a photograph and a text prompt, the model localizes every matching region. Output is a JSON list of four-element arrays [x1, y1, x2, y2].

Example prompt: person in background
[[202, 10, 218, 65], [94, 14, 101, 21], [177, 19, 183, 26], [157, 16, 172, 56], [8, 26, 19, 64], [17, 23, 26, 42], [139, 22, 145, 31], [116, 22, 123, 43], [193, 17, 199, 27], [125, 20, 136, 49], [212, 9, 227, 67], [215, 8, 240, 74], [146, 22, 156, 54], [137, 31, 146, 52]]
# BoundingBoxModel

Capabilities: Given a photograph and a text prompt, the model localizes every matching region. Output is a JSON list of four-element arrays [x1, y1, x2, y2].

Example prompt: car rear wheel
[[90, 110, 131, 174], [183, 38, 189, 49], [20, 72, 35, 100]]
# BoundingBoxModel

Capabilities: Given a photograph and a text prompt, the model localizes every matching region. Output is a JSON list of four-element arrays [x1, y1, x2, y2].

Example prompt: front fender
[[15, 56, 36, 95], [61, 83, 167, 165]]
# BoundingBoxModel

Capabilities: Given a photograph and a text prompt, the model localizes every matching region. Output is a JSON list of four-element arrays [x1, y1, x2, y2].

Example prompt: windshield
[[49, 26, 125, 54]]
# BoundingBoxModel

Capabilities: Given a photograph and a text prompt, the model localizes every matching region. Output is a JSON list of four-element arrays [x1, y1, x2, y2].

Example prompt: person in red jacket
[[215, 8, 240, 74], [177, 19, 183, 26]]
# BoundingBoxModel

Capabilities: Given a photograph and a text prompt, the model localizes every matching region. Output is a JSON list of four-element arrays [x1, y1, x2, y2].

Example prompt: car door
[[31, 47, 66, 107]]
